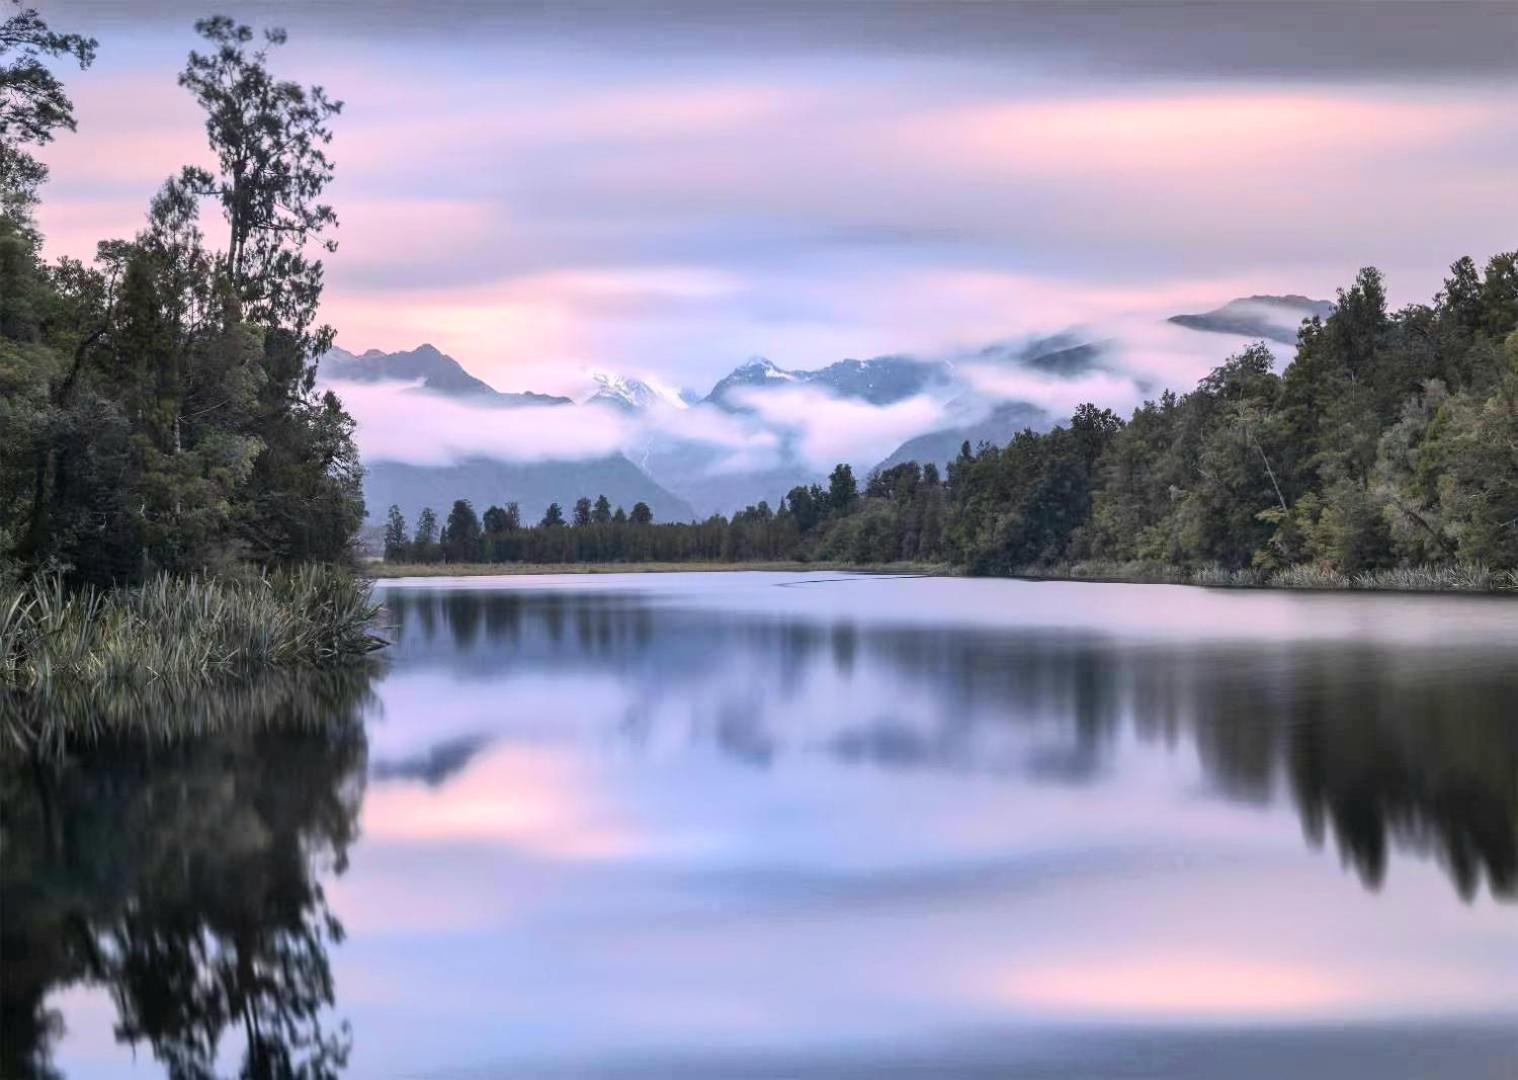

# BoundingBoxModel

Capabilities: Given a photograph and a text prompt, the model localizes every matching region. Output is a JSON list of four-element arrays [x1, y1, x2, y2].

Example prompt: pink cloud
[[891, 91, 1500, 178]]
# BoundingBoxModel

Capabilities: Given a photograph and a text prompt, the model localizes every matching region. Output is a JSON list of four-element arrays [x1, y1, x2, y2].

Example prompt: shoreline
[[367, 560, 951, 579], [366, 560, 1516, 594]]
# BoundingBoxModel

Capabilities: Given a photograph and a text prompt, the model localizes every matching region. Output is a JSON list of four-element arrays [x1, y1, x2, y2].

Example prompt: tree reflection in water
[[8, 587, 1513, 1075], [384, 588, 1517, 904], [1, 667, 372, 1080]]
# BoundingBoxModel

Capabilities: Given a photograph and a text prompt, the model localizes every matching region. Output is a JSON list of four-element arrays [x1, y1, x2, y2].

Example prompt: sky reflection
[[42, 573, 1518, 1078], [319, 575, 1518, 1076]]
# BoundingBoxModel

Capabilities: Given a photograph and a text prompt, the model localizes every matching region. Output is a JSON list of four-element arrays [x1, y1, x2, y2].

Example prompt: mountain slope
[[703, 354, 952, 411], [324, 344, 570, 407], [364, 456, 696, 527], [584, 371, 688, 412], [703, 358, 802, 411], [637, 436, 822, 518], [874, 401, 1051, 473], [1168, 295, 1334, 345], [804, 355, 954, 404]]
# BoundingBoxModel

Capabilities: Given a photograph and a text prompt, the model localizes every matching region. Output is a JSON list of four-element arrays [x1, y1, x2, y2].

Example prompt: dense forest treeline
[[388, 254, 1518, 583], [1, 6, 365, 587]]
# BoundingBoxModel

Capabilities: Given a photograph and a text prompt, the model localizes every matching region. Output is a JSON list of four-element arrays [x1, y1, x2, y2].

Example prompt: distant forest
[[387, 254, 1518, 580]]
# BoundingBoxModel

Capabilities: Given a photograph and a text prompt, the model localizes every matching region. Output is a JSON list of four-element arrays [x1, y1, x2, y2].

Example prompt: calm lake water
[[9, 573, 1517, 1078]]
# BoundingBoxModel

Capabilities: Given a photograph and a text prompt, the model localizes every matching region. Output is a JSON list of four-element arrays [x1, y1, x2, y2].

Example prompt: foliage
[[441, 498, 481, 562], [0, 0, 96, 219], [0, 7, 363, 586], [0, 566, 384, 695], [176, 16, 341, 350]]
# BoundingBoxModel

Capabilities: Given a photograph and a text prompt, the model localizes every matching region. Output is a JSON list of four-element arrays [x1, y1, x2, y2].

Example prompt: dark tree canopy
[[0, 7, 364, 584], [442, 499, 481, 562], [828, 463, 858, 513]]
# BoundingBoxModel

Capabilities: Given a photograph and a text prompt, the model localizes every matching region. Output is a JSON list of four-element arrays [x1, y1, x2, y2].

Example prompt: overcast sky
[[33, 1, 1518, 398]]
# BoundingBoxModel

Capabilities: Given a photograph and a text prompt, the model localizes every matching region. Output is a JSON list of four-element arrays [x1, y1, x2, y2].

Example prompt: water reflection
[[0, 670, 372, 1079], [379, 583, 1516, 903], [10, 576, 1516, 1077]]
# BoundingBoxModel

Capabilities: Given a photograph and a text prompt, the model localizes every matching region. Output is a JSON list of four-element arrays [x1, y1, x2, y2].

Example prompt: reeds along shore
[[1021, 560, 1518, 592], [0, 567, 386, 694]]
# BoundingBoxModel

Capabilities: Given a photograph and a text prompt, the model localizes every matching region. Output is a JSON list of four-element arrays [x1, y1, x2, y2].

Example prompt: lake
[[9, 572, 1516, 1078]]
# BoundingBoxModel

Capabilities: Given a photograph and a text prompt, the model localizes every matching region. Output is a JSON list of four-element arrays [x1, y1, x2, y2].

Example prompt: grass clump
[[0, 567, 386, 694], [1267, 563, 1510, 592], [1011, 560, 1515, 593]]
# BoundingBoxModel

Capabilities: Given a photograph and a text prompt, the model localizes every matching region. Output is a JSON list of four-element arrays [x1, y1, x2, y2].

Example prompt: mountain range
[[584, 371, 690, 412], [704, 354, 955, 410], [324, 293, 1329, 523]]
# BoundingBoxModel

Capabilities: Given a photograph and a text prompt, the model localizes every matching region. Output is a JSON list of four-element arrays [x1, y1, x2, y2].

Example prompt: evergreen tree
[[572, 496, 592, 527], [630, 502, 653, 525], [783, 483, 828, 533], [413, 507, 437, 546], [175, 17, 341, 348], [383, 504, 407, 560], [828, 463, 858, 513], [441, 499, 481, 562], [0, 10, 364, 582]]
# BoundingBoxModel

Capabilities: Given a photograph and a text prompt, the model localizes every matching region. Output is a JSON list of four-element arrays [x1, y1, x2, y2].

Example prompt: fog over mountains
[[1167, 295, 1336, 344], [324, 295, 1330, 523]]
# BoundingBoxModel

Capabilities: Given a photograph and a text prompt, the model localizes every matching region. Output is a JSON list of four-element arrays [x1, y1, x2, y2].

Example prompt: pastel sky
[[32, 1, 1518, 398]]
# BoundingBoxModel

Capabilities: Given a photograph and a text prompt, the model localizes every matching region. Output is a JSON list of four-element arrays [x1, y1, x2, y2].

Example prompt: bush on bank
[[0, 567, 385, 693]]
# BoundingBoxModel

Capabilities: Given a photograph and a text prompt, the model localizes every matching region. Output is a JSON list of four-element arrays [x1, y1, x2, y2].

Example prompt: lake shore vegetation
[[0, 567, 384, 694], [0, 7, 380, 700], [370, 559, 952, 578]]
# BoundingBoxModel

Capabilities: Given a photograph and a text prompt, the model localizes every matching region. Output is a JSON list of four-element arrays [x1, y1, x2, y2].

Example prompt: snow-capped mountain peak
[[735, 356, 797, 380], [585, 370, 689, 411]]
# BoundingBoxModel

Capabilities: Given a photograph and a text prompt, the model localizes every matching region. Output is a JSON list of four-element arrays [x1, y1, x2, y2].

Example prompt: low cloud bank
[[327, 312, 1295, 481], [326, 380, 633, 466], [730, 384, 952, 474]]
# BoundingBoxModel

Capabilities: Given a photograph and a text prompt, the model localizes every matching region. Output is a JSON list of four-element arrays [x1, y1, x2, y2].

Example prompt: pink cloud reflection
[[993, 952, 1345, 1019], [359, 744, 644, 860]]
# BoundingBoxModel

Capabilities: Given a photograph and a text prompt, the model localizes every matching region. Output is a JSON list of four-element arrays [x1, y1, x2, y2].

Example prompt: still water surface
[[15, 573, 1518, 1077]]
